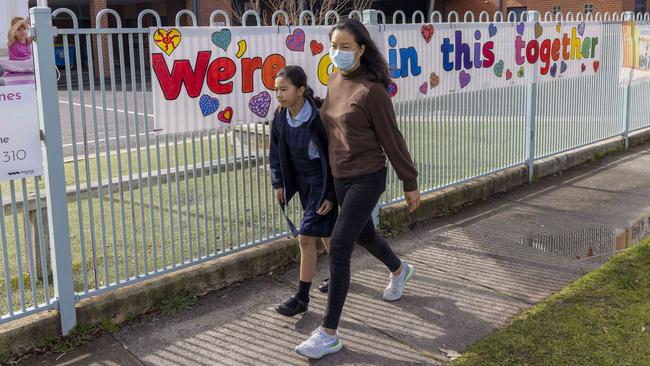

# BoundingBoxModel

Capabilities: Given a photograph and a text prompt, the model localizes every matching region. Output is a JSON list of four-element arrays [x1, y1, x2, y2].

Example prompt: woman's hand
[[405, 190, 421, 213], [275, 188, 285, 204], [317, 200, 335, 215]]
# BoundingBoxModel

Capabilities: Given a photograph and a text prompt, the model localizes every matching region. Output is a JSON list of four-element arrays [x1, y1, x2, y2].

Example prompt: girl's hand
[[275, 188, 285, 204], [405, 190, 421, 213], [316, 200, 334, 215]]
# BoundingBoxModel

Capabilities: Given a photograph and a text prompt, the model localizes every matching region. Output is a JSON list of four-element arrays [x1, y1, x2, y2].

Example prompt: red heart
[[593, 61, 600, 73], [505, 69, 513, 80], [421, 24, 434, 43], [218, 107, 233, 123], [310, 40, 324, 56]]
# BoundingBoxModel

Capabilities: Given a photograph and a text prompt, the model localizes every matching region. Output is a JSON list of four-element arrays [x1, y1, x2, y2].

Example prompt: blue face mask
[[329, 48, 358, 72]]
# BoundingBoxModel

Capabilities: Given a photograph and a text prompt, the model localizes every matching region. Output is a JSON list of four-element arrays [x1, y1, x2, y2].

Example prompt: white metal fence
[[1, 5, 649, 335]]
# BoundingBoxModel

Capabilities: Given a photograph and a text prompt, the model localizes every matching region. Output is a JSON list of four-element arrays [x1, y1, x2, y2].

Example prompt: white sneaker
[[383, 262, 415, 301], [294, 327, 343, 359]]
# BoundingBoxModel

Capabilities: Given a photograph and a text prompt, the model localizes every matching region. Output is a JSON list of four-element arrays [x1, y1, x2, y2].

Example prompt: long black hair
[[275, 65, 323, 107], [329, 18, 391, 90]]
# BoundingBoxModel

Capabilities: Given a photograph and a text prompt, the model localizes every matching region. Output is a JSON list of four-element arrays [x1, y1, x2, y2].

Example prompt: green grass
[[451, 238, 650, 366]]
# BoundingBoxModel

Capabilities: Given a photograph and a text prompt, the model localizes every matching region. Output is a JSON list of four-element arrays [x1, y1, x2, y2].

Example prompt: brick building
[[439, 0, 649, 20]]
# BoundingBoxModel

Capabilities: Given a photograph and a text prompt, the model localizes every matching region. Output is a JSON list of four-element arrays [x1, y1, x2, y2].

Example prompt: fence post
[[363, 9, 382, 227], [622, 11, 635, 149], [30, 4, 77, 335], [525, 11, 540, 183]]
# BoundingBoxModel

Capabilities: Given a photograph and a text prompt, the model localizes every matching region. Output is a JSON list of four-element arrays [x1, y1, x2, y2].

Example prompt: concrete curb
[[2, 127, 650, 358]]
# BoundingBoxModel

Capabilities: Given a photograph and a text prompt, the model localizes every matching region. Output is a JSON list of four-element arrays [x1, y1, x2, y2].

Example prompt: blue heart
[[211, 29, 231, 51], [489, 23, 497, 37], [199, 95, 219, 117], [560, 61, 567, 73]]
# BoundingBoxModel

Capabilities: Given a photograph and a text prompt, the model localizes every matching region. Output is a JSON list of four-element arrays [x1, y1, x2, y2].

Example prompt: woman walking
[[270, 66, 337, 317], [294, 19, 421, 359]]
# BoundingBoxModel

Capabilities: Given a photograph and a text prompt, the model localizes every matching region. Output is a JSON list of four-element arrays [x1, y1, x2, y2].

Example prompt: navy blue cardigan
[[269, 99, 336, 207]]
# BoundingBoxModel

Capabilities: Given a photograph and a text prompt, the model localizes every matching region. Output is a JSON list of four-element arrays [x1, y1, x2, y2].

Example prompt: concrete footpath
[[24, 145, 650, 366]]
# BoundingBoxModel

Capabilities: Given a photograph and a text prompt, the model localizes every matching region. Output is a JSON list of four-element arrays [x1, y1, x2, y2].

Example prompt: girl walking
[[294, 19, 421, 359], [270, 66, 337, 317]]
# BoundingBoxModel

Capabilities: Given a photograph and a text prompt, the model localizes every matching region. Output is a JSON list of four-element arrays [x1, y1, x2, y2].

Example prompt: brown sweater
[[320, 68, 419, 192]]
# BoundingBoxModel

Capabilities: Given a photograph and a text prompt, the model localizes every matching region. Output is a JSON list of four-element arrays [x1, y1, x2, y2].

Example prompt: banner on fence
[[150, 26, 335, 133], [383, 21, 601, 100], [620, 21, 650, 84], [0, 81, 43, 181], [150, 21, 602, 133]]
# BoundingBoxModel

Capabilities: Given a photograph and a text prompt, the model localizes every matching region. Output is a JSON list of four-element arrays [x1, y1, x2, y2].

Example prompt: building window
[[584, 3, 594, 14], [635, 0, 646, 14], [552, 5, 561, 15]]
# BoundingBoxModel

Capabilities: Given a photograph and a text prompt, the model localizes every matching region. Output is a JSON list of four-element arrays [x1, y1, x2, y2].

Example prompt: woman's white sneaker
[[383, 262, 415, 301], [294, 327, 343, 359]]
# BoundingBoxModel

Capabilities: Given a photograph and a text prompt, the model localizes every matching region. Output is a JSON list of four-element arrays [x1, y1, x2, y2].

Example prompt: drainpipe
[[193, 0, 200, 25], [498, 0, 503, 13]]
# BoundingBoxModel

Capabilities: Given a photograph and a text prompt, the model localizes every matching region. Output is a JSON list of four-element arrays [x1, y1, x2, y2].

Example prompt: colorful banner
[[150, 26, 334, 133], [383, 21, 601, 100], [150, 21, 602, 133], [620, 21, 650, 84]]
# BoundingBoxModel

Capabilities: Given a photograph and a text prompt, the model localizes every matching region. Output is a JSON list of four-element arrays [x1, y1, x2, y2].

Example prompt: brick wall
[[197, 0, 233, 26], [444, 0, 638, 19]]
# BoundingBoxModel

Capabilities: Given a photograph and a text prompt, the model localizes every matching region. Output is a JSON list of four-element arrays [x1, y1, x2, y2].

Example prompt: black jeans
[[322, 168, 402, 329]]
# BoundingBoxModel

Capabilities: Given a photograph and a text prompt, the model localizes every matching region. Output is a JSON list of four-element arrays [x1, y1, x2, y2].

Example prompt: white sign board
[[0, 84, 42, 181]]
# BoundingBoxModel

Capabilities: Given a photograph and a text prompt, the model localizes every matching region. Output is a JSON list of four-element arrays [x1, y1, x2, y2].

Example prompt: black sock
[[295, 280, 312, 302]]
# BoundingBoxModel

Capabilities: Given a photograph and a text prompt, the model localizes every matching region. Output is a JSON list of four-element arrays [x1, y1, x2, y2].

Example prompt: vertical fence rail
[[30, 4, 76, 335], [2, 6, 650, 335]]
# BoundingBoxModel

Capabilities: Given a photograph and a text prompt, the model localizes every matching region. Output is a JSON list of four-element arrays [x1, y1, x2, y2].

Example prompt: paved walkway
[[25, 145, 650, 365]]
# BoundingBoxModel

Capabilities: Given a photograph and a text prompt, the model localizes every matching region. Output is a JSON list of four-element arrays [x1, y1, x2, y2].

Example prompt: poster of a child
[[0, 16, 34, 86]]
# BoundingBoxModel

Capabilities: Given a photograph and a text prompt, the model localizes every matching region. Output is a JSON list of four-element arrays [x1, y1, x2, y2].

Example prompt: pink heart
[[286, 29, 305, 52], [419, 82, 428, 94]]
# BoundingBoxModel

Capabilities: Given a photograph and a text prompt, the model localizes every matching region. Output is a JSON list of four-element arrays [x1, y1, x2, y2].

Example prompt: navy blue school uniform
[[269, 98, 337, 237]]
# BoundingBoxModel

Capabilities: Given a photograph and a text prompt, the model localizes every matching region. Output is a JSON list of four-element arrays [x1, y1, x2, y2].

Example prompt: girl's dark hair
[[329, 18, 391, 90], [275, 65, 323, 107]]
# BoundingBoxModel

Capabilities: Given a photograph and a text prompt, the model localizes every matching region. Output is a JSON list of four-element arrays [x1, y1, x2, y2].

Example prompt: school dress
[[269, 99, 337, 238]]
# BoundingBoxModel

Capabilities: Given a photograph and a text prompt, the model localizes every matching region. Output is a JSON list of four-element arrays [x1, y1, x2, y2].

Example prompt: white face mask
[[329, 48, 359, 71]]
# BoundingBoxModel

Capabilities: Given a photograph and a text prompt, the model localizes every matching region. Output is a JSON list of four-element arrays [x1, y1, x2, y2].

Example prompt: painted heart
[[419, 82, 428, 94], [199, 95, 219, 117], [493, 59, 504, 78], [534, 22, 543, 38], [388, 82, 398, 97], [286, 29, 305, 52], [550, 63, 557, 77], [488, 23, 497, 38], [516, 22, 525, 36], [593, 60, 600, 73], [556, 23, 561, 33], [310, 40, 324, 55], [153, 28, 182, 56], [560, 61, 567, 73], [249, 91, 272, 118], [517, 66, 525, 78], [581, 63, 587, 72], [421, 24, 435, 43], [218, 107, 233, 123], [459, 70, 471, 89], [211, 29, 231, 52], [577, 22, 586, 36], [506, 69, 513, 80], [429, 72, 440, 88]]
